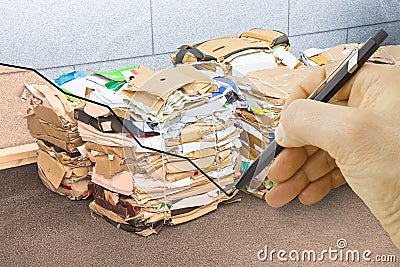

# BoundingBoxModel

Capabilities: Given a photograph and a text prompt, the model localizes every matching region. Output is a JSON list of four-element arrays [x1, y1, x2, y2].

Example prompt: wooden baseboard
[[0, 143, 38, 170]]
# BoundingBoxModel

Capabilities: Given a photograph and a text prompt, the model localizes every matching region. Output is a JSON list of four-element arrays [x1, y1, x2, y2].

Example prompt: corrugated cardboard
[[25, 110, 45, 136], [86, 142, 127, 178], [128, 65, 154, 91], [36, 140, 89, 167], [197, 37, 270, 60], [37, 150, 65, 189], [65, 166, 89, 178], [24, 84, 75, 123], [86, 142, 125, 159], [37, 165, 91, 200], [33, 105, 63, 128], [165, 121, 231, 145], [240, 144, 261, 160], [175, 64, 217, 95], [42, 135, 81, 153], [240, 29, 288, 48], [90, 154, 126, 179], [39, 122, 79, 142], [26, 111, 83, 152], [123, 65, 214, 114], [139, 67, 197, 111], [26, 105, 81, 138], [157, 155, 217, 173]]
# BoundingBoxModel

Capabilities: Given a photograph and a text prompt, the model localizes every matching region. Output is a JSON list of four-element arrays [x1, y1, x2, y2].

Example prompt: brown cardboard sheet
[[197, 37, 270, 60], [26, 112, 83, 152], [91, 155, 127, 179], [240, 29, 288, 47], [33, 105, 64, 128], [24, 84, 75, 122], [36, 140, 89, 167], [123, 65, 214, 115], [86, 142, 126, 159], [166, 121, 233, 145], [37, 150, 65, 189]]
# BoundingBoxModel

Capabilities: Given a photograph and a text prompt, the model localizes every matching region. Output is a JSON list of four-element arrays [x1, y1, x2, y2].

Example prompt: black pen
[[236, 29, 388, 191]]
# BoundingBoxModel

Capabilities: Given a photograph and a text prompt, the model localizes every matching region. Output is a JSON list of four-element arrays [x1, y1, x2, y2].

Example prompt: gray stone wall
[[1, 0, 399, 79]]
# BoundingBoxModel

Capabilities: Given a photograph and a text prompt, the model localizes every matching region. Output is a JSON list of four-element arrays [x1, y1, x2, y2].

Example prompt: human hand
[[265, 63, 400, 248]]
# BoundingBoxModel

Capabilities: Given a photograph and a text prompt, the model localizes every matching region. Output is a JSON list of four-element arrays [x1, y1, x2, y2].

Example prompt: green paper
[[242, 161, 250, 172], [60, 87, 83, 107], [268, 180, 276, 188], [90, 66, 139, 82], [104, 80, 125, 92]]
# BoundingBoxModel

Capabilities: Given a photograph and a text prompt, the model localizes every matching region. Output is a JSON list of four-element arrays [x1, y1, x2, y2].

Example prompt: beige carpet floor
[[0, 164, 398, 266]]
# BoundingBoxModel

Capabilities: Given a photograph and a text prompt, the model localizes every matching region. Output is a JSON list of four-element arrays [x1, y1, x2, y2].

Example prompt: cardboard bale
[[171, 28, 300, 75], [65, 63, 245, 235], [23, 83, 92, 199], [37, 147, 91, 200]]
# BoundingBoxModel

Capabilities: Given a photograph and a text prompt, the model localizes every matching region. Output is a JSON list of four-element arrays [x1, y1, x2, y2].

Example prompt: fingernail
[[275, 123, 286, 144]]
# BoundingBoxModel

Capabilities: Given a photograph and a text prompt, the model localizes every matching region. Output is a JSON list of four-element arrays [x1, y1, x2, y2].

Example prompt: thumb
[[275, 99, 372, 158]]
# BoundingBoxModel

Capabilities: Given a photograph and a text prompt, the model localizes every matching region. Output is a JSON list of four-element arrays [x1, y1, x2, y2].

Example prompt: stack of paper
[[232, 66, 317, 197], [21, 36, 400, 235], [63, 64, 243, 235], [24, 83, 92, 200], [171, 29, 301, 77]]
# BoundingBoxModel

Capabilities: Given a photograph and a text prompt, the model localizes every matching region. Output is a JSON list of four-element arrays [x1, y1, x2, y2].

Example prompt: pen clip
[[274, 48, 358, 122], [307, 48, 358, 100]]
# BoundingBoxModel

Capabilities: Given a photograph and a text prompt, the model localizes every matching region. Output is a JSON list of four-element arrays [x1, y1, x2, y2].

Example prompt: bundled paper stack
[[20, 25, 400, 235], [58, 64, 242, 235], [17, 25, 400, 237], [23, 83, 92, 200], [170, 29, 306, 197], [171, 29, 301, 76]]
